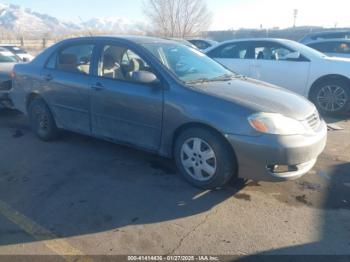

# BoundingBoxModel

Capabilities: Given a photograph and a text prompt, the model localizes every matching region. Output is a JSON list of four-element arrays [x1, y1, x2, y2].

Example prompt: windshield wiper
[[210, 74, 236, 82], [186, 78, 212, 84], [186, 74, 243, 85]]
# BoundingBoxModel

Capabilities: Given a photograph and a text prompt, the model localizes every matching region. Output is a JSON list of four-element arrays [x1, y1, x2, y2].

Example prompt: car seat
[[125, 58, 140, 80], [102, 54, 123, 79], [58, 53, 80, 73]]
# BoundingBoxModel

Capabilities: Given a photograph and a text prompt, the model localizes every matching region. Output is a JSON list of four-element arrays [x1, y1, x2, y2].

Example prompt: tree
[[143, 0, 212, 37]]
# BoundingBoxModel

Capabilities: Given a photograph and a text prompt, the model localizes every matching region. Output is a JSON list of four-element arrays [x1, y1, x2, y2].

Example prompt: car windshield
[[142, 42, 236, 84], [285, 40, 328, 58], [0, 50, 19, 62]]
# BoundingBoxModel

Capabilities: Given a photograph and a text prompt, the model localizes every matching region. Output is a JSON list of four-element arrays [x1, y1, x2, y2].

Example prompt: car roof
[[306, 38, 350, 44], [205, 38, 294, 52], [60, 35, 179, 45], [32, 35, 189, 66], [160, 38, 198, 48], [300, 30, 350, 43], [305, 30, 350, 37], [212, 38, 292, 44], [188, 38, 217, 42]]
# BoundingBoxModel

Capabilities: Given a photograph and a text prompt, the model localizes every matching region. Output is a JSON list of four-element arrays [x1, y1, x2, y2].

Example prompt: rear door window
[[207, 42, 251, 59], [252, 41, 294, 61], [53, 44, 94, 74]]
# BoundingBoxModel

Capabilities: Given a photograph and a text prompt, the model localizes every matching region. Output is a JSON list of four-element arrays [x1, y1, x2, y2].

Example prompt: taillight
[[10, 71, 16, 78]]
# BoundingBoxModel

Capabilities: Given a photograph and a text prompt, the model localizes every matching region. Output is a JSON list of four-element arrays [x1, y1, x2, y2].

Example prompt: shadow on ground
[[0, 110, 245, 246], [323, 113, 350, 125]]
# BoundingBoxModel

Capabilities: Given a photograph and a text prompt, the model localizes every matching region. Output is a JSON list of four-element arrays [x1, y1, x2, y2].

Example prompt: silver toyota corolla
[[10, 36, 327, 189]]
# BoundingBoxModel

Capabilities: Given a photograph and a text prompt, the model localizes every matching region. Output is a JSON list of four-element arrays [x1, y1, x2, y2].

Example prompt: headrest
[[59, 53, 77, 65], [263, 48, 273, 59], [103, 54, 118, 69], [257, 51, 264, 60], [129, 58, 140, 72]]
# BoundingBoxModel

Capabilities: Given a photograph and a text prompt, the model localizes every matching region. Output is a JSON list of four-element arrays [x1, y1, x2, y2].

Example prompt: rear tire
[[28, 98, 59, 141], [174, 127, 237, 189], [310, 78, 350, 116]]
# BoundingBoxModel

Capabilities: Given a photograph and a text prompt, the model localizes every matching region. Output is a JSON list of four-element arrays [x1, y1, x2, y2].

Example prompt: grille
[[305, 111, 321, 130]]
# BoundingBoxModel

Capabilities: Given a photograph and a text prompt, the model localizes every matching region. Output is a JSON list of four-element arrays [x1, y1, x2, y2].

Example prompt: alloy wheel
[[180, 138, 217, 182], [317, 85, 348, 112], [33, 106, 49, 134]]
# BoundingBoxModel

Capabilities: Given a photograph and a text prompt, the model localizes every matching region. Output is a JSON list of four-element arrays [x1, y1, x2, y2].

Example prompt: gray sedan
[[10, 36, 327, 189]]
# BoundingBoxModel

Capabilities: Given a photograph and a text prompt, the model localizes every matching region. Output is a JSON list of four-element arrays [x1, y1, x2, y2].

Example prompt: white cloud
[[210, 0, 350, 30]]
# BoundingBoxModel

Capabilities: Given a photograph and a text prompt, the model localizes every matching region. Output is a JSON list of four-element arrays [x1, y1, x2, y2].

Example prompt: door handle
[[92, 82, 105, 91], [43, 74, 53, 81]]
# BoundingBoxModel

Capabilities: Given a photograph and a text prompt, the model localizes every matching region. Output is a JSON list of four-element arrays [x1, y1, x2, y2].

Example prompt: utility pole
[[293, 9, 298, 28]]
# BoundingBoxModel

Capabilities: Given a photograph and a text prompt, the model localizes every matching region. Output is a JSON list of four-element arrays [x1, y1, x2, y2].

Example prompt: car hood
[[324, 53, 350, 59], [324, 56, 350, 62], [193, 77, 316, 120]]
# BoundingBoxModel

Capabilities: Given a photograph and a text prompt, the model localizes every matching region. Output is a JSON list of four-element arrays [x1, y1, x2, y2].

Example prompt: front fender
[[159, 84, 257, 157]]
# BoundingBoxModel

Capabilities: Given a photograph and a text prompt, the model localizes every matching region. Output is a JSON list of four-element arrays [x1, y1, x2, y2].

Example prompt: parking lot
[[0, 109, 349, 257]]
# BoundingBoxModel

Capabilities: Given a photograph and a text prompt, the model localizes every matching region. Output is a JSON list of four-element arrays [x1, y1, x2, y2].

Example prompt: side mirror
[[22, 57, 29, 62], [131, 71, 160, 85], [283, 52, 301, 61]]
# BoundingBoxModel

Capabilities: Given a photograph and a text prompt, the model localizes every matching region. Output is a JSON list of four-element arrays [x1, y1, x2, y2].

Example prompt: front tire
[[174, 127, 237, 189], [28, 98, 59, 141], [310, 78, 350, 116]]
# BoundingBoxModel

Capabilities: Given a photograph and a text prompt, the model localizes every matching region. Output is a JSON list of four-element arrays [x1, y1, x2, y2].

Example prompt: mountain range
[[0, 3, 146, 38]]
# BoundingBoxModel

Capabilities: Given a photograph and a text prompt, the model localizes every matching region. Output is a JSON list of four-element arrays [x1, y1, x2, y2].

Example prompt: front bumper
[[225, 120, 327, 182]]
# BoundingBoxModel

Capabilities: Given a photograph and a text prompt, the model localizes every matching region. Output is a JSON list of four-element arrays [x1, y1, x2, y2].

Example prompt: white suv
[[206, 38, 350, 115]]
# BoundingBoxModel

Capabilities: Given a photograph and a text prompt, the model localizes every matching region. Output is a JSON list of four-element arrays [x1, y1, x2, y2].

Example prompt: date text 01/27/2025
[[127, 256, 220, 261]]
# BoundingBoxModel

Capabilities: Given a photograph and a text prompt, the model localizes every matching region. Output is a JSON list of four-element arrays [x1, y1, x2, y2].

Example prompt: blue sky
[[2, 0, 350, 30]]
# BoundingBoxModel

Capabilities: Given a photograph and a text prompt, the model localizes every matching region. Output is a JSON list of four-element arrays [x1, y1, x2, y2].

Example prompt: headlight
[[248, 113, 306, 135]]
